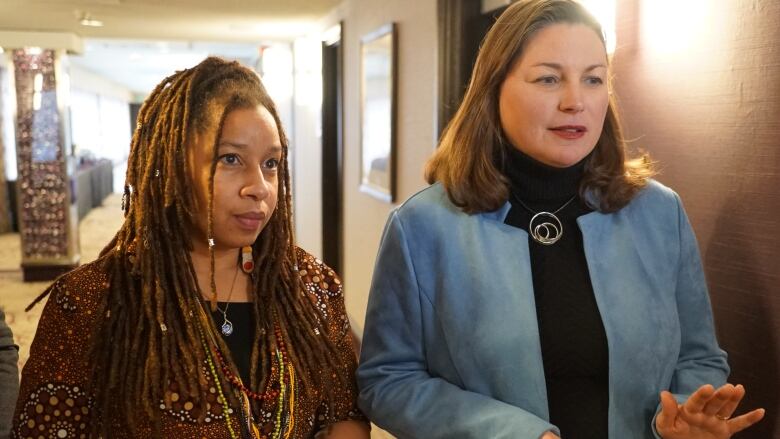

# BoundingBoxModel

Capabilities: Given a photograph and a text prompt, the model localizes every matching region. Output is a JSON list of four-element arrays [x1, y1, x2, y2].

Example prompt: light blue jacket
[[357, 181, 728, 439]]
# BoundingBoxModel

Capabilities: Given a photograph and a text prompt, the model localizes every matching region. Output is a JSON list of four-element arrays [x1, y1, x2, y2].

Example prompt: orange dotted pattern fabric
[[12, 248, 365, 438]]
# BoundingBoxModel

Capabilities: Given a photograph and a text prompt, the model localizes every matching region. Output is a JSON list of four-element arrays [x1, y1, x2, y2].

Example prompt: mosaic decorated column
[[12, 48, 79, 281]]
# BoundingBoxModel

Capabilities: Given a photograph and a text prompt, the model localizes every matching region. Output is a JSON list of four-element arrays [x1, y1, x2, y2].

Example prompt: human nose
[[559, 83, 584, 113], [241, 166, 271, 200]]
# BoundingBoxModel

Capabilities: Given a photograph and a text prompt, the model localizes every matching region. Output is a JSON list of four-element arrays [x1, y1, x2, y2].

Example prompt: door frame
[[321, 23, 345, 274]]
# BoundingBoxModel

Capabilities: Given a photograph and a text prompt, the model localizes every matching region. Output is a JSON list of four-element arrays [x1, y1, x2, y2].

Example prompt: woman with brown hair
[[357, 1, 764, 438], [13, 57, 369, 439]]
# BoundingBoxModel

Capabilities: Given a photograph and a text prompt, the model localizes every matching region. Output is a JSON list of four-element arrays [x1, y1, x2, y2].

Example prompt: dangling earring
[[241, 246, 254, 273]]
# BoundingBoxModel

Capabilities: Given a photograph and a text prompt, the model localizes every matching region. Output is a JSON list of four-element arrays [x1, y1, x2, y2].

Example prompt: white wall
[[291, 37, 324, 259], [274, 3, 440, 437], [333, 0, 438, 340], [69, 64, 133, 192], [69, 63, 133, 103], [70, 90, 131, 163], [328, 5, 438, 438]]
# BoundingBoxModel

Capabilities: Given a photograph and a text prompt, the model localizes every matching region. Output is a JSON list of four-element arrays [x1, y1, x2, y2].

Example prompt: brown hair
[[73, 57, 342, 435], [425, 0, 653, 213]]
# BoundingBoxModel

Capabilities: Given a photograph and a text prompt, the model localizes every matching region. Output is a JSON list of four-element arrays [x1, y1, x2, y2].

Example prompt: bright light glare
[[231, 21, 316, 40], [26, 47, 43, 55], [293, 38, 322, 108], [642, 0, 710, 54], [262, 45, 294, 103], [33, 73, 43, 92], [579, 0, 616, 54], [60, 72, 71, 107], [33, 74, 43, 111]]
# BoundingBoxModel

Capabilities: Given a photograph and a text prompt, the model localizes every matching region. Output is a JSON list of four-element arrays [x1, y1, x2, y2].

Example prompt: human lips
[[234, 211, 266, 230], [549, 125, 587, 140]]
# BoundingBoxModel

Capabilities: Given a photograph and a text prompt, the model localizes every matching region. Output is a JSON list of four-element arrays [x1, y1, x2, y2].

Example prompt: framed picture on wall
[[359, 23, 397, 203]]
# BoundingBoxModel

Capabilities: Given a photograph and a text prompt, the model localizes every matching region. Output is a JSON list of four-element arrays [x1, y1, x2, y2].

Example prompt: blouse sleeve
[[650, 193, 730, 438], [12, 273, 105, 439], [295, 250, 367, 431], [668, 193, 729, 390]]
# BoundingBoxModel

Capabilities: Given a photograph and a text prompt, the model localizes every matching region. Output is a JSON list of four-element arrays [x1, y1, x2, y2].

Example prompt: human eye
[[263, 157, 280, 170], [218, 153, 241, 166], [535, 75, 559, 85], [585, 76, 604, 86]]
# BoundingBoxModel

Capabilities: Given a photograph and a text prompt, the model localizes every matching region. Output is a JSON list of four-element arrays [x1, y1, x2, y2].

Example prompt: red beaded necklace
[[213, 324, 289, 402]]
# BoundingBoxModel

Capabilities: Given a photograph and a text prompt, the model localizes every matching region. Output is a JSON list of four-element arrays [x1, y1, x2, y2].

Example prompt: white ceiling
[[0, 0, 340, 42], [71, 39, 264, 95], [0, 0, 340, 95]]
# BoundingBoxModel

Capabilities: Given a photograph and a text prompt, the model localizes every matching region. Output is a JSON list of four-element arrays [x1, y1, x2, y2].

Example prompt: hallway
[[0, 0, 778, 437], [0, 193, 124, 369]]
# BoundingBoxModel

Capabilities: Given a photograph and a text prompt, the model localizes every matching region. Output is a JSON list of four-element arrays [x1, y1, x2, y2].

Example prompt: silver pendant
[[221, 319, 234, 336], [529, 211, 563, 245]]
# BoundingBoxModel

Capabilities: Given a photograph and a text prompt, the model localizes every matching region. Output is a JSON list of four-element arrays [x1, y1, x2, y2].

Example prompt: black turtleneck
[[503, 146, 609, 438]]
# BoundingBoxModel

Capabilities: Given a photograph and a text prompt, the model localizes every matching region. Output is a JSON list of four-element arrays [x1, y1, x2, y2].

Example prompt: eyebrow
[[531, 62, 606, 72], [218, 141, 282, 152]]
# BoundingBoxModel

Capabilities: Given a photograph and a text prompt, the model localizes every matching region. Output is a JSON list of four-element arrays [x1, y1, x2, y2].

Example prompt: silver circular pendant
[[529, 211, 563, 245], [221, 319, 234, 336]]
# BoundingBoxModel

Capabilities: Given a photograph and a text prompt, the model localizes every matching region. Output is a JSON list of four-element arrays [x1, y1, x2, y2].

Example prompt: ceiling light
[[0, 47, 4, 54], [34, 73, 44, 92], [79, 13, 104, 27]]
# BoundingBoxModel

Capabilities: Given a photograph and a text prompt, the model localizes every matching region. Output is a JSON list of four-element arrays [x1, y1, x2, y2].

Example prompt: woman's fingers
[[727, 408, 766, 434], [715, 384, 746, 418], [682, 384, 715, 414], [702, 384, 736, 416], [656, 391, 680, 432]]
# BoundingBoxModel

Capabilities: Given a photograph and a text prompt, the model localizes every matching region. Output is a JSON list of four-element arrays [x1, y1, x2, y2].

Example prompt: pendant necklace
[[216, 264, 241, 336], [512, 194, 577, 245]]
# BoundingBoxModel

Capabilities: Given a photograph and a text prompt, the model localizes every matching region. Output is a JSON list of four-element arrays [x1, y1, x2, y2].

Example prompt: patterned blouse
[[12, 248, 365, 438]]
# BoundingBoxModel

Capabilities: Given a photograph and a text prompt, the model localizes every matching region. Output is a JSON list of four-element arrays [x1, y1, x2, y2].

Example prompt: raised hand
[[656, 383, 765, 439]]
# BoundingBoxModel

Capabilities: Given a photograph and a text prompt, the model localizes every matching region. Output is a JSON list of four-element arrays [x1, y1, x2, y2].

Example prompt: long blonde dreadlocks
[[84, 57, 344, 435]]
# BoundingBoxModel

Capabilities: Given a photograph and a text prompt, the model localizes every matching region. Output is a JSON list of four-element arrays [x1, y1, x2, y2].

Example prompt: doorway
[[321, 25, 344, 274], [437, 0, 508, 135]]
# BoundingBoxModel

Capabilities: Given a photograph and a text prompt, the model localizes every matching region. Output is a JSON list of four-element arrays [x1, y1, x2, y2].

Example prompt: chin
[[550, 149, 593, 168], [544, 157, 580, 168], [219, 232, 261, 250]]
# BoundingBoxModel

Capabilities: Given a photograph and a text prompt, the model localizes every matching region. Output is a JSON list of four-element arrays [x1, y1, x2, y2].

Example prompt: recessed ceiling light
[[79, 13, 104, 27]]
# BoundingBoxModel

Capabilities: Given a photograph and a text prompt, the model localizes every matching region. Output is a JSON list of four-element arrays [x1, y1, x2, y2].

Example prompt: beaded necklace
[[196, 323, 240, 439], [201, 310, 296, 439]]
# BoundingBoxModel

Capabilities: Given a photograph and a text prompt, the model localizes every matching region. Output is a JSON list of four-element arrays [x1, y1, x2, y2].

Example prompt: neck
[[190, 241, 251, 302], [503, 145, 588, 203], [190, 240, 240, 274]]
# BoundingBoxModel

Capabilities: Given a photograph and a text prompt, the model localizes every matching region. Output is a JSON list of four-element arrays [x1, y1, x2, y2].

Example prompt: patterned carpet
[[0, 193, 124, 370]]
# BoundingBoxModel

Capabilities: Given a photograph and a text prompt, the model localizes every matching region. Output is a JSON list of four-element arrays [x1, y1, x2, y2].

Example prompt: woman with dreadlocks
[[12, 57, 369, 439]]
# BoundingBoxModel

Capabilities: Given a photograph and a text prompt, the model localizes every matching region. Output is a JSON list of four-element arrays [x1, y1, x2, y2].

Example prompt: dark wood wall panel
[[612, 1, 780, 437]]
